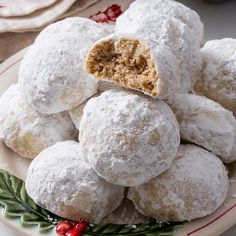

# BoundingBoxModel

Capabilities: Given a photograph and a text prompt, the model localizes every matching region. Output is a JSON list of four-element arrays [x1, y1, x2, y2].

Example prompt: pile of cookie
[[0, 0, 235, 225]]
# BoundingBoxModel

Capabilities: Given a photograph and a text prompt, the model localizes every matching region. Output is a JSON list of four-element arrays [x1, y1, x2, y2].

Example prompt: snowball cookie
[[0, 84, 77, 159], [167, 94, 236, 163], [102, 199, 150, 225], [19, 17, 109, 114], [26, 141, 125, 223], [79, 89, 180, 186], [194, 38, 236, 116], [86, 0, 202, 99], [128, 145, 229, 221]]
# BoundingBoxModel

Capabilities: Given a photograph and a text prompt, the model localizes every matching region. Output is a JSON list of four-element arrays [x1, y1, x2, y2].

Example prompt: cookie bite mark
[[86, 37, 159, 97]]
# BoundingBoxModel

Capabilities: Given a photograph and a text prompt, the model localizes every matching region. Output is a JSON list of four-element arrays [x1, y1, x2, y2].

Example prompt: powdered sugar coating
[[116, 0, 203, 46], [102, 199, 150, 225], [69, 81, 119, 131], [167, 94, 236, 163], [26, 141, 124, 223], [19, 17, 109, 114], [115, 0, 202, 93], [0, 84, 77, 159], [128, 145, 229, 221], [79, 89, 180, 186], [194, 38, 236, 116]]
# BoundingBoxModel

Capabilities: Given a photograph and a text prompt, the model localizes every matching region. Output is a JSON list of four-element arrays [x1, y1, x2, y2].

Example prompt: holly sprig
[[0, 169, 182, 235]]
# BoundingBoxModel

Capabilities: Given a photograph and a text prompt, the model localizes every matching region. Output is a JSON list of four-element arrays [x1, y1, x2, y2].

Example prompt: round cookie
[[102, 199, 150, 225], [0, 84, 77, 159], [86, 0, 202, 99], [79, 89, 180, 186], [26, 141, 125, 223], [167, 94, 236, 163], [19, 17, 109, 114], [194, 38, 236, 116], [128, 145, 229, 221]]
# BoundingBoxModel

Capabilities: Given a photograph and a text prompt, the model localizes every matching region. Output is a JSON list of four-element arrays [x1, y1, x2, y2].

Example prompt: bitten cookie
[[26, 141, 125, 223], [102, 199, 150, 225], [0, 84, 77, 159], [194, 38, 236, 116], [79, 89, 180, 186], [19, 17, 109, 114], [86, 0, 202, 99], [128, 145, 229, 221], [167, 94, 236, 163]]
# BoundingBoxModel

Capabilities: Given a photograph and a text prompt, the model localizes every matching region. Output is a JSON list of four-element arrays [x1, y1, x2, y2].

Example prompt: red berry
[[74, 220, 90, 232], [65, 228, 83, 236], [56, 221, 73, 235]]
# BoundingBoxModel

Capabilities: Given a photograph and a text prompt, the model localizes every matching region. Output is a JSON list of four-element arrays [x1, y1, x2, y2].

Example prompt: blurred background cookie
[[168, 93, 236, 163], [194, 38, 236, 117]]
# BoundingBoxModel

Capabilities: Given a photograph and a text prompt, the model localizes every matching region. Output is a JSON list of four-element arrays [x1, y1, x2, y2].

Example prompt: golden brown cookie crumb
[[86, 38, 159, 97]]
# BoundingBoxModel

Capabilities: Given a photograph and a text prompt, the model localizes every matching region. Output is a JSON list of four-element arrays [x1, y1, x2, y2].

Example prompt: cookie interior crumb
[[86, 38, 159, 97]]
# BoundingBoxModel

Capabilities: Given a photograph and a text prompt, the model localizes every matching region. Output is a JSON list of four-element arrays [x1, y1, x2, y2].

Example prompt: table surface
[[1, 0, 236, 235]]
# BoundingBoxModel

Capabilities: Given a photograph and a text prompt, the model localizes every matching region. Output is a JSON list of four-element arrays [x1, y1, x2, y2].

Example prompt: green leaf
[[0, 169, 60, 232], [0, 169, 183, 235]]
